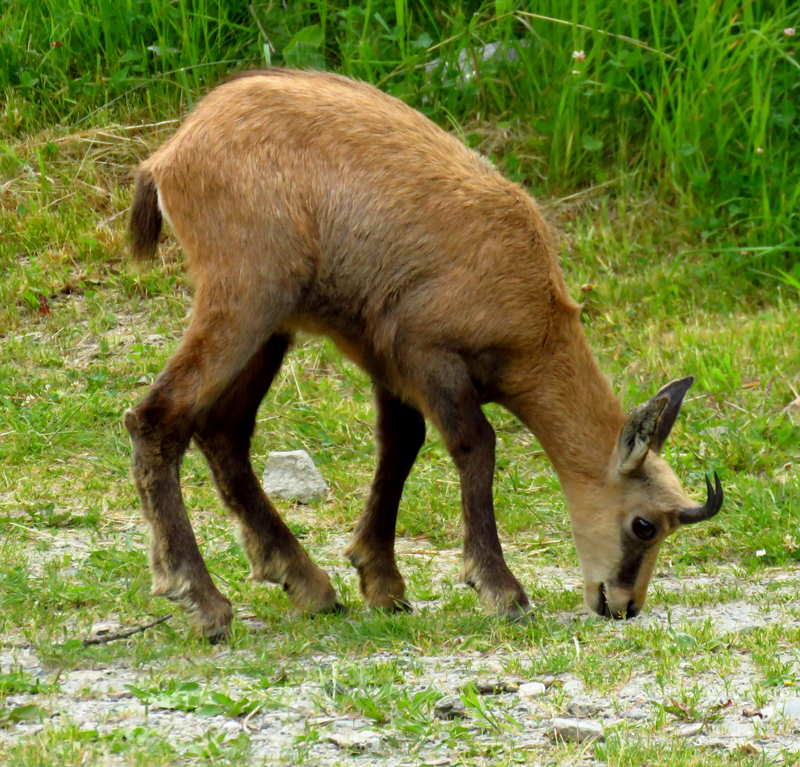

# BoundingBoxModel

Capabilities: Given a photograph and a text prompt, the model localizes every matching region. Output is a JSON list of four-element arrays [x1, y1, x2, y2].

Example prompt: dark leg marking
[[125, 284, 300, 639], [345, 387, 425, 611], [193, 334, 342, 615], [422, 361, 530, 618]]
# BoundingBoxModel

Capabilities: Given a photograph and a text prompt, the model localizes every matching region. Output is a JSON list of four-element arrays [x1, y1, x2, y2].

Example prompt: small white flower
[[572, 70, 581, 75], [756, 549, 766, 557], [784, 28, 796, 37], [572, 50, 586, 62], [756, 147, 764, 154]]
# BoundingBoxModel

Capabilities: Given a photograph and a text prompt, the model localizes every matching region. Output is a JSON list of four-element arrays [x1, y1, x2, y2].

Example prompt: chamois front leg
[[345, 387, 426, 612], [193, 335, 342, 616], [425, 370, 531, 619]]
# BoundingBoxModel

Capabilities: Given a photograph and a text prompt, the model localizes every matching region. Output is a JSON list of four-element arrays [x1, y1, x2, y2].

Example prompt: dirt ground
[[2, 527, 800, 765]]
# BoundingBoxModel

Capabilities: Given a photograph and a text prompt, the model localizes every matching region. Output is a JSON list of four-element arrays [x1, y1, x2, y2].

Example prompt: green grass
[[0, 114, 799, 762], [1, 2, 800, 765], [2, 1, 799, 274]]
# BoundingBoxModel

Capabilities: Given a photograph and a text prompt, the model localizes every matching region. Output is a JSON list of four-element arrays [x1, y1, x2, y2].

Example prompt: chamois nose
[[597, 585, 639, 620], [597, 584, 612, 619], [625, 600, 640, 620]]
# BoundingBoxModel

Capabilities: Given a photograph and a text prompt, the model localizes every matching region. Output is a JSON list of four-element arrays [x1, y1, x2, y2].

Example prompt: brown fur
[[126, 68, 716, 635]]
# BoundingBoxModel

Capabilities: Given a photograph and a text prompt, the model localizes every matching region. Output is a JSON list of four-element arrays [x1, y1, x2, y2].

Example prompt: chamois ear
[[650, 376, 694, 453], [617, 395, 669, 475], [617, 376, 695, 475]]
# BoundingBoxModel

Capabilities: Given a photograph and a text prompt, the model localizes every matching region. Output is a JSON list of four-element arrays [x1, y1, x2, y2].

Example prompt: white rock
[[762, 698, 800, 721], [548, 717, 604, 743], [89, 621, 122, 639], [261, 450, 328, 503], [567, 697, 601, 717], [724, 720, 755, 738], [563, 679, 584, 695], [326, 730, 380, 752], [518, 682, 546, 698]]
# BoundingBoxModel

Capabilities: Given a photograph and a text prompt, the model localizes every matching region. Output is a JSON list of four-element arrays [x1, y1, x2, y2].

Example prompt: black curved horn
[[678, 472, 724, 525]]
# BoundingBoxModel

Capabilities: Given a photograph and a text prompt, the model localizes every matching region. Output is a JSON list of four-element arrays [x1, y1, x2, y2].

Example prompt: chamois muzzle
[[678, 472, 724, 525], [597, 584, 640, 620]]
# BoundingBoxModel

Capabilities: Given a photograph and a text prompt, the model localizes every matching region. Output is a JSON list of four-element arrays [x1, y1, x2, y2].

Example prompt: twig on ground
[[82, 614, 172, 646]]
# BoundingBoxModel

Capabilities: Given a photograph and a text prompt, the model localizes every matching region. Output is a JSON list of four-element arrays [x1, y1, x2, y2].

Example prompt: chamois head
[[568, 377, 723, 619]]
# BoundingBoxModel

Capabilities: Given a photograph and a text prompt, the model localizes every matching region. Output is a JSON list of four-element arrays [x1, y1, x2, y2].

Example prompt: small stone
[[562, 679, 584, 695], [566, 697, 600, 718], [240, 616, 269, 632], [323, 681, 347, 698], [548, 717, 604, 743], [468, 680, 520, 695], [738, 742, 761, 755], [703, 737, 727, 750], [724, 721, 755, 739], [261, 450, 328, 503], [518, 682, 546, 698], [774, 698, 800, 720], [326, 730, 379, 752], [433, 696, 467, 719], [621, 706, 648, 720], [742, 705, 762, 718], [678, 722, 703, 737], [89, 621, 122, 639]]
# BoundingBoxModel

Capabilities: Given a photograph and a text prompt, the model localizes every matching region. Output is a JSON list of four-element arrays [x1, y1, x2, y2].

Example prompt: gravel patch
[[3, 531, 800, 764]]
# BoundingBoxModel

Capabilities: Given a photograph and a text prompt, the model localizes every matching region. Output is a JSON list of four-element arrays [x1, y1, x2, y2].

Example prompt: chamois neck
[[506, 314, 627, 487]]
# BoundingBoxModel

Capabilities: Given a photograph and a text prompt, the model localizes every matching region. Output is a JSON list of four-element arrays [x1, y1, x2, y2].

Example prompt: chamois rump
[[126, 68, 723, 640]]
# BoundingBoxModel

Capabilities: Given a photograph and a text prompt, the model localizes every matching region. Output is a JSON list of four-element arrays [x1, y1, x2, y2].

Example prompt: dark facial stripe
[[614, 539, 644, 588]]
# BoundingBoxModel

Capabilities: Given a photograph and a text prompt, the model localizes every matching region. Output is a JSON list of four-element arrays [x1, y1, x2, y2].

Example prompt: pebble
[[762, 698, 800, 721], [433, 696, 467, 719], [326, 730, 380, 752], [562, 679, 584, 695], [548, 717, 604, 743], [724, 721, 755, 739], [566, 697, 600, 717], [621, 706, 648, 720], [468, 680, 521, 695], [89, 621, 122, 639], [519, 682, 546, 698], [261, 450, 328, 503]]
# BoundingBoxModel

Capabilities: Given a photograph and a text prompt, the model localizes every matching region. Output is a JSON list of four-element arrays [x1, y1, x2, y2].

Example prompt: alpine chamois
[[126, 68, 723, 640]]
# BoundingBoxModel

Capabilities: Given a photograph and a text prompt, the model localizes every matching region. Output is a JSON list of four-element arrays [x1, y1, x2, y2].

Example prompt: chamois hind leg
[[344, 387, 425, 612], [415, 358, 530, 619], [124, 281, 297, 641], [193, 334, 342, 615]]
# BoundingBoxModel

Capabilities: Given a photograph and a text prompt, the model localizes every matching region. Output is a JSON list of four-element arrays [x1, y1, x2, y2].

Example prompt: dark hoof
[[392, 599, 413, 614], [204, 627, 230, 645], [503, 600, 534, 624], [505, 610, 535, 626], [374, 599, 413, 615], [316, 601, 347, 616]]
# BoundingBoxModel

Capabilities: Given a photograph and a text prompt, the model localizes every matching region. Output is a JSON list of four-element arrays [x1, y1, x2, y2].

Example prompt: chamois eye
[[632, 517, 658, 541]]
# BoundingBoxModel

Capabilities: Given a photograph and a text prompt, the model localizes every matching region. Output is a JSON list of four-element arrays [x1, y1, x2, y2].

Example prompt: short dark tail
[[129, 167, 162, 261]]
